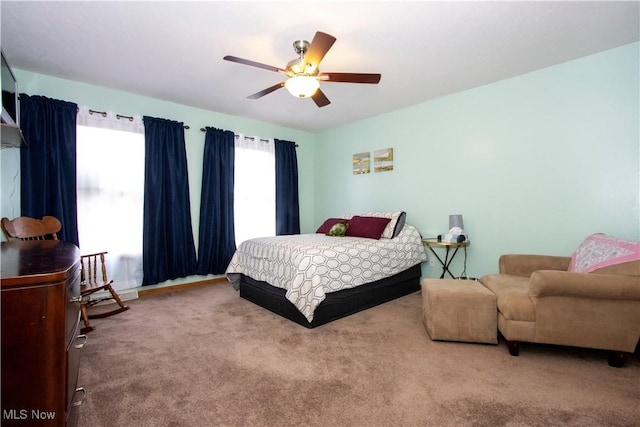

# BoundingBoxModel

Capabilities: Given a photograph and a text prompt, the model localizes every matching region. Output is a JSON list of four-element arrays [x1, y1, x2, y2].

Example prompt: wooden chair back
[[1, 216, 62, 241]]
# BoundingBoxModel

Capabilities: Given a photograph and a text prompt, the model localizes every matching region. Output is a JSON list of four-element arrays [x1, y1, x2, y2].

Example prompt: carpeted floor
[[78, 283, 640, 427]]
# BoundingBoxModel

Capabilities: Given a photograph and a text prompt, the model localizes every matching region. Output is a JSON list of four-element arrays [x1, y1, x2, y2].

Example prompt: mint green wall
[[0, 71, 317, 287], [314, 43, 640, 279], [2, 43, 638, 285]]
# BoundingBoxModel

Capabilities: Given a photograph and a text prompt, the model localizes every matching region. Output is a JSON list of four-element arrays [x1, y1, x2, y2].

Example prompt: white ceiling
[[1, 1, 638, 133]]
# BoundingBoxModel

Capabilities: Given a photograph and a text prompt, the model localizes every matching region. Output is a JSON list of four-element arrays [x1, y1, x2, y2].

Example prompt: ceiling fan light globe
[[285, 76, 320, 98]]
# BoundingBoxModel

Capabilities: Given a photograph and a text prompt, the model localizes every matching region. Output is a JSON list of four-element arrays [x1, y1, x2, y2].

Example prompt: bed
[[226, 212, 427, 328]]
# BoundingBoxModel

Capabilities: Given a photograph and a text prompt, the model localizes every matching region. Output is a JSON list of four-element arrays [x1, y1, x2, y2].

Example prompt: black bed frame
[[238, 263, 422, 328]]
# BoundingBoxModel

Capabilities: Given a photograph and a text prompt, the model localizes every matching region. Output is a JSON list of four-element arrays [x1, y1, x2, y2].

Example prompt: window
[[76, 108, 145, 290], [233, 135, 276, 245]]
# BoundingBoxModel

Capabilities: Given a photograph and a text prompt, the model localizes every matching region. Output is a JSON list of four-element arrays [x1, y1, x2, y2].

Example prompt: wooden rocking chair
[[79, 251, 130, 334], [1, 216, 130, 334]]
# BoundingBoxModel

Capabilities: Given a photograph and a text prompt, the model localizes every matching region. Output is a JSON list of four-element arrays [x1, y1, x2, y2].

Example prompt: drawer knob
[[72, 387, 86, 407], [74, 334, 88, 349]]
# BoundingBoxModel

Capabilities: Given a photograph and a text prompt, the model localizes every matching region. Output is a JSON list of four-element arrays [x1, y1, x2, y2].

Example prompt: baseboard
[[118, 290, 139, 301], [88, 277, 228, 304], [137, 277, 228, 298]]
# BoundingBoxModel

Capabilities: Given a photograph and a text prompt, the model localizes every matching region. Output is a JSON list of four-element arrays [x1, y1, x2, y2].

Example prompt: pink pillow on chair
[[569, 233, 640, 273]]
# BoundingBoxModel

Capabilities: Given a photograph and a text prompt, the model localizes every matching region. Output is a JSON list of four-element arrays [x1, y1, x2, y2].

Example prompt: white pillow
[[364, 211, 405, 239]]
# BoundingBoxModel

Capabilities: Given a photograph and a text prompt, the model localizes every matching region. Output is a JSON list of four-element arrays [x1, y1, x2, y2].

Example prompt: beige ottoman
[[422, 279, 497, 344]]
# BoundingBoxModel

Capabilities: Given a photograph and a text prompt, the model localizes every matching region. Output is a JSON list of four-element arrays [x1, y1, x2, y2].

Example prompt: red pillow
[[345, 216, 391, 239], [316, 218, 348, 234]]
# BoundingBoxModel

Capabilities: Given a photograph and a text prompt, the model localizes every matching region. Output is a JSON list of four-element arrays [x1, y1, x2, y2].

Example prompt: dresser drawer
[[65, 387, 85, 427], [66, 265, 81, 346], [66, 333, 87, 415]]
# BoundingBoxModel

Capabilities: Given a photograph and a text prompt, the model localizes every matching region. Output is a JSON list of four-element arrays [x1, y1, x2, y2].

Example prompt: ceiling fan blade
[[247, 82, 285, 99], [223, 55, 285, 73], [311, 89, 331, 108], [303, 31, 336, 71], [320, 72, 381, 84]]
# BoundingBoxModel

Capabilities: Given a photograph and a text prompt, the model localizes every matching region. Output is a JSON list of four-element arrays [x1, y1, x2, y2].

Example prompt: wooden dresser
[[1, 240, 86, 426]]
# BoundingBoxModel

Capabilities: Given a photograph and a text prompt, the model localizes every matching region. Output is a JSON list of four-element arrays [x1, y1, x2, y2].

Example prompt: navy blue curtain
[[196, 127, 236, 275], [142, 116, 197, 285], [19, 94, 79, 246], [274, 139, 300, 235]]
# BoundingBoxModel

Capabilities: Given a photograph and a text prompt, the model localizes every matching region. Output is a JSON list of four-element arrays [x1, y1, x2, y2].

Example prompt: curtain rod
[[234, 134, 270, 143], [198, 128, 298, 146], [198, 127, 268, 142], [84, 108, 190, 129]]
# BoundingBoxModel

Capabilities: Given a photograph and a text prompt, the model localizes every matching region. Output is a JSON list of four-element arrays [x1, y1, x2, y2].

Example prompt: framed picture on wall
[[374, 148, 393, 172], [353, 152, 370, 175]]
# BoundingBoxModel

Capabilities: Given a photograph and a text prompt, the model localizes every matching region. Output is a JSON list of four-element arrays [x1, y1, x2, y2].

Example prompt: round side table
[[422, 238, 470, 279]]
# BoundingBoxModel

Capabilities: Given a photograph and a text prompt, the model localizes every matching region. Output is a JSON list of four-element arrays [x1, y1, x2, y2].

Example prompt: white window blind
[[76, 107, 144, 290], [233, 134, 276, 245]]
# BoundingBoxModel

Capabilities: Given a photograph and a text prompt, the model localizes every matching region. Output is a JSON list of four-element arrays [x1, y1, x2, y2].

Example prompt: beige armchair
[[480, 255, 640, 367]]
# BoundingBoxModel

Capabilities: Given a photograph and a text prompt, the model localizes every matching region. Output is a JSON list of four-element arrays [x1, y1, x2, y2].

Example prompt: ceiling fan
[[223, 31, 381, 107]]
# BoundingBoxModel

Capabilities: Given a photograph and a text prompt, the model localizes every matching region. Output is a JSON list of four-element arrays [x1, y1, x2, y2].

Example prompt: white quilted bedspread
[[226, 224, 427, 322]]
